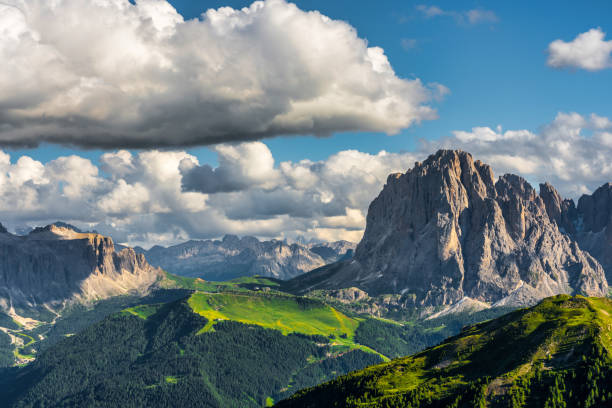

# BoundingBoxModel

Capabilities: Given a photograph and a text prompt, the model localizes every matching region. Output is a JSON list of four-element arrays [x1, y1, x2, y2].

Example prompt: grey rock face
[[541, 182, 612, 282], [0, 224, 162, 311], [137, 236, 355, 281], [288, 150, 608, 307]]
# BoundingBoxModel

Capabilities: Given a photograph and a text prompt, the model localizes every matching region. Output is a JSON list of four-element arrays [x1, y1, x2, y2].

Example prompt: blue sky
[[9, 0, 612, 164], [175, 0, 612, 162], [1, 0, 611, 245]]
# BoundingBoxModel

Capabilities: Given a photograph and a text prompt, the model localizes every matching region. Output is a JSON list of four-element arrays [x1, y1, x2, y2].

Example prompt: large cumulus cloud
[[0, 0, 443, 148]]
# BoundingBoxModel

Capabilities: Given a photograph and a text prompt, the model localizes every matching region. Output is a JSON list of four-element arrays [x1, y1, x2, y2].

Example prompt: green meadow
[[188, 291, 359, 337]]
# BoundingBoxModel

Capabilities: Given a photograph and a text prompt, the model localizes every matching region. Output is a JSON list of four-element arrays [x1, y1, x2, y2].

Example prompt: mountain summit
[[0, 223, 162, 314], [540, 181, 612, 282], [287, 150, 608, 307]]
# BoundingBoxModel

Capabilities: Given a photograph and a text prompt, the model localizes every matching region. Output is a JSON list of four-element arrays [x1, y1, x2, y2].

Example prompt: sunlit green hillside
[[278, 295, 612, 408]]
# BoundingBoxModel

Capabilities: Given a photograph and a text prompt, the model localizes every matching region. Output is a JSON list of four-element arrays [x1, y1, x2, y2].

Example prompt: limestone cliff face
[[0, 224, 163, 311], [541, 182, 612, 282], [288, 150, 608, 307]]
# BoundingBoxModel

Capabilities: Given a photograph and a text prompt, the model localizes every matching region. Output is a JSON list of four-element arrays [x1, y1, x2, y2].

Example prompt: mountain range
[[287, 150, 611, 309], [131, 236, 354, 281]]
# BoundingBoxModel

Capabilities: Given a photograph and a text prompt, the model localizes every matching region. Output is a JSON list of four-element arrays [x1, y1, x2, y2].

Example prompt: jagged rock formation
[[309, 241, 355, 263], [135, 236, 355, 281], [540, 182, 612, 282], [0, 223, 163, 312], [287, 150, 608, 307]]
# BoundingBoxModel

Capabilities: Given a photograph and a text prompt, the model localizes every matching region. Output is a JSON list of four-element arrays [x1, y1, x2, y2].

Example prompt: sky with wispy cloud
[[0, 0, 611, 246]]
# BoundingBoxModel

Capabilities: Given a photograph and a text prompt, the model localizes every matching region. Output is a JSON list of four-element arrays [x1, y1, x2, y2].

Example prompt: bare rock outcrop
[[0, 224, 163, 311], [287, 150, 608, 307], [540, 182, 612, 281]]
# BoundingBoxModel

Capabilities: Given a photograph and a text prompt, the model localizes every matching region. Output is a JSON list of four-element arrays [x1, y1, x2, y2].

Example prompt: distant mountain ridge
[[132, 236, 355, 281], [287, 150, 609, 308]]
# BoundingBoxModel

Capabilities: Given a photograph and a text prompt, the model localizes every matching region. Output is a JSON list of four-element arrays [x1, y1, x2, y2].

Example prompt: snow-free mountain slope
[[287, 150, 608, 307]]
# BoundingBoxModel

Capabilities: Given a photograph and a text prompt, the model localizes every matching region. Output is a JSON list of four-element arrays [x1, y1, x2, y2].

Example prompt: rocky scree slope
[[287, 150, 608, 308]]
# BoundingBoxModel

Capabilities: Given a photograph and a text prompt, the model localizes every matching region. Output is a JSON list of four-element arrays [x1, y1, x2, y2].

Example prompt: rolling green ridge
[[277, 295, 612, 408], [0, 274, 279, 367], [186, 291, 358, 338], [0, 296, 383, 407], [1, 272, 494, 369]]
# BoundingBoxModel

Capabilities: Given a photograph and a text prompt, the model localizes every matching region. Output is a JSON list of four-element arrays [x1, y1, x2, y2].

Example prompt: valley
[[0, 276, 385, 407]]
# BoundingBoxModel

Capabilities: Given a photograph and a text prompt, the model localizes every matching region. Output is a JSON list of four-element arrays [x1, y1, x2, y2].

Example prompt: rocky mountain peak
[[577, 182, 612, 233], [538, 182, 612, 282], [221, 234, 241, 246], [539, 182, 577, 234], [360, 150, 496, 256], [0, 224, 162, 312], [289, 150, 608, 308]]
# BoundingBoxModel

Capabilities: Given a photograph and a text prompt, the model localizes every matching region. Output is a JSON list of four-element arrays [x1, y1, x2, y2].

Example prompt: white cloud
[[0, 143, 420, 247], [547, 28, 612, 71], [0, 0, 442, 148], [428, 112, 612, 197], [416, 5, 498, 25], [180, 142, 280, 193], [183, 144, 420, 239], [416, 5, 444, 18]]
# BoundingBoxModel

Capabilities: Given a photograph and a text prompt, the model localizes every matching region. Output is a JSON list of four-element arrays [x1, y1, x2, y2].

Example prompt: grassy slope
[[122, 304, 163, 320], [160, 272, 282, 293], [187, 291, 388, 360], [1, 298, 384, 408], [277, 295, 612, 408], [162, 273, 394, 359], [188, 292, 358, 337]]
